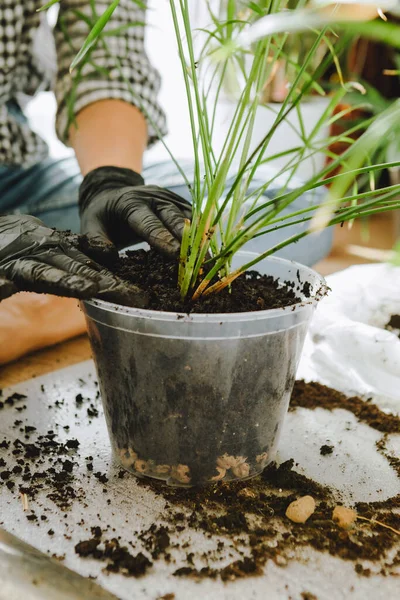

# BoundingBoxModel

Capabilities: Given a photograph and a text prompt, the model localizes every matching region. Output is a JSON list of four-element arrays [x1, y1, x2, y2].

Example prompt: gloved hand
[[0, 215, 148, 307], [79, 166, 192, 262]]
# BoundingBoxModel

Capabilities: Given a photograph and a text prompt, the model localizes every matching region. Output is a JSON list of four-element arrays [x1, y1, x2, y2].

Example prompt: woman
[[0, 1, 333, 365], [0, 0, 191, 364]]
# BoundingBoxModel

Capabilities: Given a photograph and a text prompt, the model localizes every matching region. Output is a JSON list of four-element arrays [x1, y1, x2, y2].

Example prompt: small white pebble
[[134, 459, 147, 474], [286, 495, 316, 524], [118, 448, 138, 464], [275, 555, 287, 567], [230, 455, 247, 468], [118, 448, 129, 460], [154, 464, 171, 475], [211, 467, 226, 482], [217, 454, 237, 469], [332, 506, 357, 529], [172, 464, 191, 484], [232, 462, 250, 478], [256, 452, 269, 464], [118, 448, 137, 467]]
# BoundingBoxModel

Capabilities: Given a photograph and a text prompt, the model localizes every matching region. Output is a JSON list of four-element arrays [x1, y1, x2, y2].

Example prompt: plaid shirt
[[0, 0, 166, 167]]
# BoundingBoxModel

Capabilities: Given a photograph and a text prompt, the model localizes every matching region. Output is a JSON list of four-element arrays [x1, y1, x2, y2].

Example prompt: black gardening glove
[[79, 166, 192, 263], [0, 215, 148, 307]]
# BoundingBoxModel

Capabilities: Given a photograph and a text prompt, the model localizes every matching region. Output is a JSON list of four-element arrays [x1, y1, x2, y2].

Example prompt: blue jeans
[[0, 157, 333, 266], [0, 157, 194, 234], [0, 157, 83, 232]]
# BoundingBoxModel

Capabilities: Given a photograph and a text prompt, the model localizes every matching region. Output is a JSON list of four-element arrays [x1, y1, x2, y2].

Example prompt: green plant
[[334, 30, 400, 191], [43, 0, 400, 300]]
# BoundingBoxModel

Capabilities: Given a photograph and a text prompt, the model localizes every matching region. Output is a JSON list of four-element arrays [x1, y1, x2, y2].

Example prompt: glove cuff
[[79, 166, 145, 214]]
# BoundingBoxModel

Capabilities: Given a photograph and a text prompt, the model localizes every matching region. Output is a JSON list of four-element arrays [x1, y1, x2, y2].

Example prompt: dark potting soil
[[0, 392, 27, 411], [75, 530, 153, 577], [385, 315, 400, 337], [320, 444, 334, 456], [376, 436, 400, 479], [290, 380, 400, 434], [0, 424, 85, 511], [108, 248, 302, 313], [301, 594, 318, 600], [387, 315, 400, 329]]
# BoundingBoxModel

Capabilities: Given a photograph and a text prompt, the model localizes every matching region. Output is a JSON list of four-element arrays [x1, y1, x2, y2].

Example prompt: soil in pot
[[86, 249, 313, 487], [107, 248, 303, 313]]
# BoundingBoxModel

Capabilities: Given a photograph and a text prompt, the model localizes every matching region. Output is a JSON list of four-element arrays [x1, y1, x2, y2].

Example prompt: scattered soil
[[320, 445, 334, 456], [129, 379, 400, 579], [301, 593, 318, 600], [173, 555, 262, 581], [0, 379, 398, 585], [138, 524, 171, 559], [108, 248, 303, 313], [75, 532, 152, 577], [376, 436, 400, 478], [0, 428, 84, 511], [385, 315, 400, 338], [136, 458, 399, 580], [290, 380, 400, 434], [0, 392, 27, 411]]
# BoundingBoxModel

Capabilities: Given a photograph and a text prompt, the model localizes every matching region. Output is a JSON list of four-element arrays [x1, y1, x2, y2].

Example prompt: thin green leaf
[[390, 241, 400, 267], [71, 9, 93, 28], [178, 219, 191, 293], [37, 0, 60, 12], [338, 19, 400, 50], [103, 21, 146, 37], [70, 0, 121, 71], [248, 2, 265, 16]]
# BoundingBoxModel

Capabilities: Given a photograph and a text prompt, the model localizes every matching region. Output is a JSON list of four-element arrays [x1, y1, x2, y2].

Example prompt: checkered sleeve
[[54, 0, 167, 147], [0, 105, 48, 167]]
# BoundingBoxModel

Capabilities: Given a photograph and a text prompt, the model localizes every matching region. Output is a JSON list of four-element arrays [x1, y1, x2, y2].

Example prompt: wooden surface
[[0, 336, 92, 388], [0, 215, 397, 388]]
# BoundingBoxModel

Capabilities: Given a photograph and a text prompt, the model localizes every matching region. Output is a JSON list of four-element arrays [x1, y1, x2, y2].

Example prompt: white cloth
[[298, 263, 400, 412]]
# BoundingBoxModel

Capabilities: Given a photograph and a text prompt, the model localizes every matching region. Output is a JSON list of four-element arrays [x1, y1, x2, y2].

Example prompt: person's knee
[[0, 293, 86, 365]]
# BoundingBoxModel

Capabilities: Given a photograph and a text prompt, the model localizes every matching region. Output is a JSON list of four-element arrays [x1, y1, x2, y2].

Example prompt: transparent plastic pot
[[82, 252, 326, 487]]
